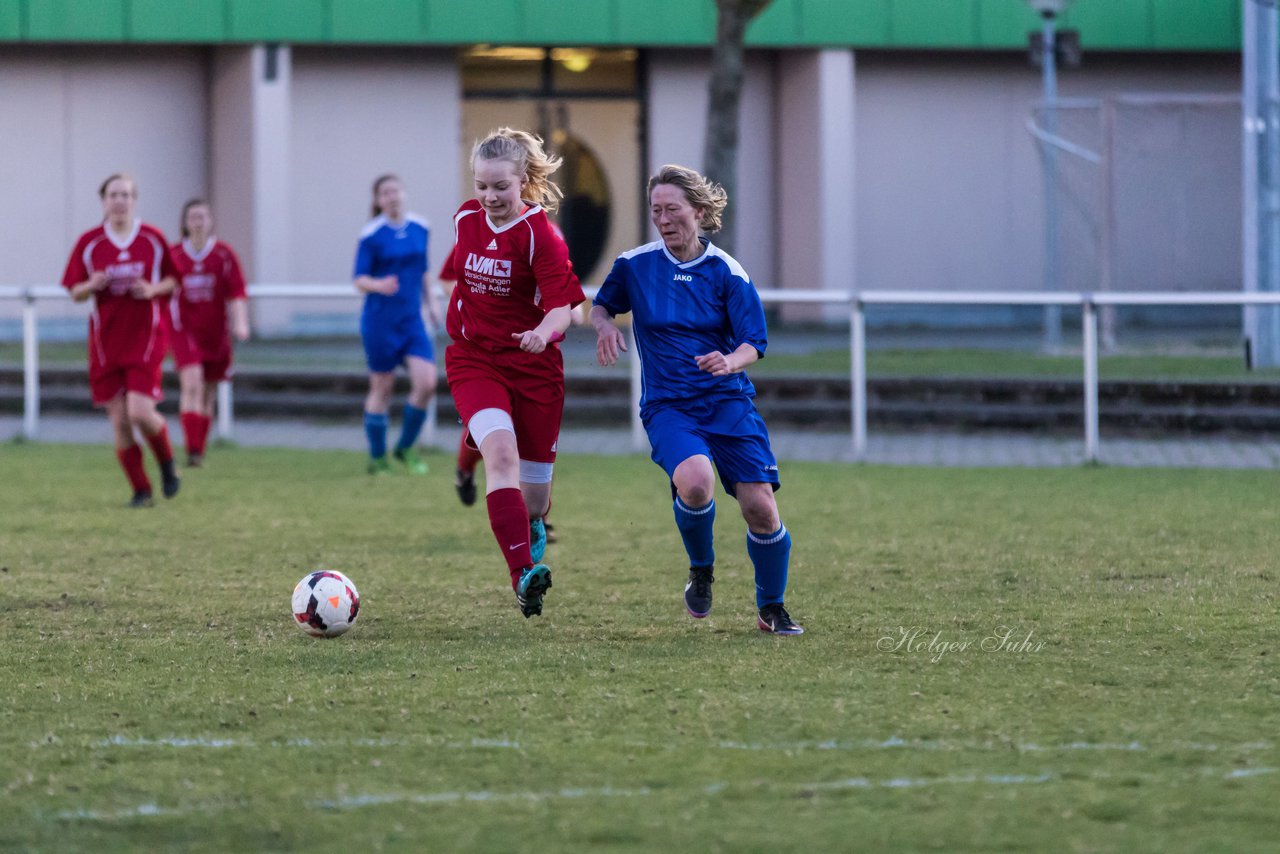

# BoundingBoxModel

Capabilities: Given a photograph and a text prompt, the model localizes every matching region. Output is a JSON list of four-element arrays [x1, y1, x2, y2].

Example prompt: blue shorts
[[643, 395, 780, 498], [361, 313, 435, 374]]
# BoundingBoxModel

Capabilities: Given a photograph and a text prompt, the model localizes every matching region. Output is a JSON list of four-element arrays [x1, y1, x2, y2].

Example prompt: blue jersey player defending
[[353, 174, 441, 475], [591, 164, 804, 636]]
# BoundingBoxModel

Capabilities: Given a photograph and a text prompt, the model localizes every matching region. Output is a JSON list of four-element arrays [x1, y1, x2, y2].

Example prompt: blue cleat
[[529, 517, 547, 564], [515, 563, 552, 618]]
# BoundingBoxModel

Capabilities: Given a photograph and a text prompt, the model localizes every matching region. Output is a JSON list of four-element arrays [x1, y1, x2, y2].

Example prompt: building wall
[[854, 52, 1241, 306], [0, 47, 208, 336], [0, 44, 1244, 340], [289, 48, 461, 285], [0, 47, 207, 287], [646, 50, 777, 287], [224, 47, 461, 335]]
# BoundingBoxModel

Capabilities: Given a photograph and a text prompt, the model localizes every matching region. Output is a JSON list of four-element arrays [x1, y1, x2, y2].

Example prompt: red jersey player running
[[62, 174, 181, 507], [169, 199, 249, 467], [443, 127, 584, 618]]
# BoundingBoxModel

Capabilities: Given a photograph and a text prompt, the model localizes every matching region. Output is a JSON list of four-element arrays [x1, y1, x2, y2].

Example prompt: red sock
[[180, 412, 202, 455], [116, 445, 151, 493], [144, 422, 174, 465], [458, 432, 482, 475], [195, 413, 213, 455], [487, 487, 533, 587]]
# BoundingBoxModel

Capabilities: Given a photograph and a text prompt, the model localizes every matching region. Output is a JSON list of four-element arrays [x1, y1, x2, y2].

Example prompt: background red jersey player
[[61, 174, 181, 507], [169, 199, 249, 467], [443, 127, 584, 619]]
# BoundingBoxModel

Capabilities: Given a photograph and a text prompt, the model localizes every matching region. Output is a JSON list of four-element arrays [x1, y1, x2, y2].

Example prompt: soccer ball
[[292, 570, 361, 638]]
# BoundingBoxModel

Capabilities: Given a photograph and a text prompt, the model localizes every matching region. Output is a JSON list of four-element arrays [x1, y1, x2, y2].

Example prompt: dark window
[[549, 133, 611, 281]]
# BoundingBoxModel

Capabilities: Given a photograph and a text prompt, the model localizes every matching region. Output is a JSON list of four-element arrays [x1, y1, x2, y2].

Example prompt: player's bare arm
[[132, 275, 176, 300], [354, 275, 398, 296], [590, 304, 627, 366], [512, 304, 573, 354], [695, 342, 759, 377], [71, 271, 109, 302], [230, 298, 251, 342]]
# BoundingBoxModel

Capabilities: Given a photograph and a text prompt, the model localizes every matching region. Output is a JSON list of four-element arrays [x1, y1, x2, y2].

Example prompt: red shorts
[[445, 342, 565, 464], [89, 358, 164, 405], [172, 331, 233, 383], [87, 315, 168, 405]]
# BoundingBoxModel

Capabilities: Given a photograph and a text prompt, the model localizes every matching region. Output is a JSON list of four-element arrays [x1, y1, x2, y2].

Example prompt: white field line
[[50, 766, 1278, 822], [84, 735, 1275, 755], [312, 786, 653, 810], [89, 735, 522, 750]]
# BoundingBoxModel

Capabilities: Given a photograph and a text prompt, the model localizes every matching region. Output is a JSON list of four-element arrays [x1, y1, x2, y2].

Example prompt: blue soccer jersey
[[354, 214, 429, 323], [594, 239, 767, 411]]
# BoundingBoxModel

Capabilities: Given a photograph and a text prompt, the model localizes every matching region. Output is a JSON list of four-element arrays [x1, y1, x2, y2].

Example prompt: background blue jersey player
[[591, 164, 804, 636], [352, 174, 441, 475]]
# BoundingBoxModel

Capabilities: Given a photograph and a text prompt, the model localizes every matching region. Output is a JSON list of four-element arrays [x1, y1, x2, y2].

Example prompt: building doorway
[[460, 47, 643, 284]]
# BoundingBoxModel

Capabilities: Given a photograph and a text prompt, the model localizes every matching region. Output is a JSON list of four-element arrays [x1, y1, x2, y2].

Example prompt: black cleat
[[455, 468, 477, 506], [161, 460, 181, 499], [684, 566, 714, 618], [543, 521, 558, 544], [129, 489, 154, 508], [757, 603, 805, 636]]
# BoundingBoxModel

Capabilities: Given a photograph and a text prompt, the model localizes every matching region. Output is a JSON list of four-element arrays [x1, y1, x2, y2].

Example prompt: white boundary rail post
[[1082, 297, 1099, 462], [423, 392, 438, 448], [22, 289, 39, 440], [851, 295, 867, 459], [216, 381, 233, 441]]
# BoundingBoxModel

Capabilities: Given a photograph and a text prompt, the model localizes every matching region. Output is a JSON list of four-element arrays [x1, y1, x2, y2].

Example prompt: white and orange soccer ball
[[292, 570, 361, 638]]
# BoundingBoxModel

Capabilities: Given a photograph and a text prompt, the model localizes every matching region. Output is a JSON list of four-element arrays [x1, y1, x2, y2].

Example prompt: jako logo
[[465, 254, 512, 278], [674, 273, 693, 282]]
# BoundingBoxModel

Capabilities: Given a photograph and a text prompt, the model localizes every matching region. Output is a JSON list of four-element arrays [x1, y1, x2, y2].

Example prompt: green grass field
[[3, 444, 1279, 852]]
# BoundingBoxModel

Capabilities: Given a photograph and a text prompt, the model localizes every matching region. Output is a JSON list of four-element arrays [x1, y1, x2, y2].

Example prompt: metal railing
[[7, 284, 1280, 463]]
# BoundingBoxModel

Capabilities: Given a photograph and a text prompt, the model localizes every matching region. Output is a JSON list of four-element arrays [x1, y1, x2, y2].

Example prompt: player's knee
[[484, 443, 519, 480], [744, 507, 780, 533], [408, 380, 435, 407], [672, 457, 715, 505], [738, 485, 780, 531], [125, 401, 151, 425], [677, 481, 715, 507]]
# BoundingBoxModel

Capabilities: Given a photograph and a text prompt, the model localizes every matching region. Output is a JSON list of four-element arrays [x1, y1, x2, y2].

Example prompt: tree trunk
[[703, 0, 772, 254]]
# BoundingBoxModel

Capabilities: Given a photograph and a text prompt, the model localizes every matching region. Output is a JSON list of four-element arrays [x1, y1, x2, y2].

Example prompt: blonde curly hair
[[647, 164, 728, 233], [472, 127, 564, 212]]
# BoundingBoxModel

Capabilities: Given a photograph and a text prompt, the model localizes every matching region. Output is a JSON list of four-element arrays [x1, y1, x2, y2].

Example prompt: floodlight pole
[[1039, 8, 1063, 353]]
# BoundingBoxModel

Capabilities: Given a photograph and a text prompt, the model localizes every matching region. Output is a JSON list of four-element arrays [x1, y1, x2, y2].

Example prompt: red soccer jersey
[[61, 220, 177, 368], [170, 238, 247, 361], [442, 200, 583, 353]]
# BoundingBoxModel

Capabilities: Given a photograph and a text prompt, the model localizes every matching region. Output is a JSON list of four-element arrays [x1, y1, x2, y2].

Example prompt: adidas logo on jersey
[[487, 239, 498, 250]]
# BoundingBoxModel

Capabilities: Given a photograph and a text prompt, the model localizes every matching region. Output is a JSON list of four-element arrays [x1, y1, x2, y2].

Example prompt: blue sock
[[363, 411, 388, 459], [748, 525, 791, 608], [673, 497, 715, 568], [396, 404, 427, 451]]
